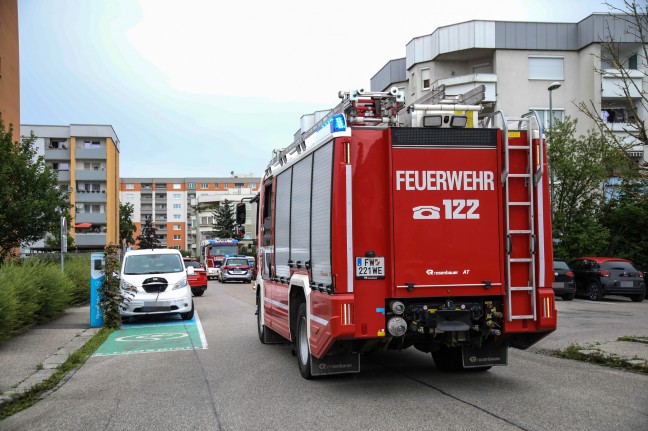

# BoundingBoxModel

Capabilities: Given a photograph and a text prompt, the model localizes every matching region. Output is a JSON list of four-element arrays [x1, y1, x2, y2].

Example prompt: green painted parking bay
[[93, 313, 207, 356]]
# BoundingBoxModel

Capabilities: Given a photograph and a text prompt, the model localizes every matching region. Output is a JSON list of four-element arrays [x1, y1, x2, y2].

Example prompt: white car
[[120, 248, 194, 322]]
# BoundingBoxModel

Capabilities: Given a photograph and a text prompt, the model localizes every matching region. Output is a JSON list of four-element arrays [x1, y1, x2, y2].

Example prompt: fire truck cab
[[241, 86, 557, 379]]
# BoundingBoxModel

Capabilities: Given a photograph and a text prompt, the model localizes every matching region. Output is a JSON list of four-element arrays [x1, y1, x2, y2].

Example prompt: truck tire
[[257, 293, 267, 343], [296, 303, 313, 379], [432, 346, 463, 371], [432, 346, 491, 372]]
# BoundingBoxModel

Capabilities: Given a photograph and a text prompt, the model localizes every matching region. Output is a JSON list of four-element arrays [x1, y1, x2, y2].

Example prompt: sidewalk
[[0, 304, 99, 407]]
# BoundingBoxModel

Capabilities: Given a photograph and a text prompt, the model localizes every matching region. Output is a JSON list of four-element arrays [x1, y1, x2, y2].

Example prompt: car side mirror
[[187, 266, 195, 276]]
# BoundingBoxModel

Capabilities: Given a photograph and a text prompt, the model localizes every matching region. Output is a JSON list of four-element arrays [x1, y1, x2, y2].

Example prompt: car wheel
[[181, 301, 195, 320], [587, 281, 604, 301], [296, 303, 313, 379], [562, 292, 575, 301], [193, 290, 204, 297], [630, 289, 646, 302]]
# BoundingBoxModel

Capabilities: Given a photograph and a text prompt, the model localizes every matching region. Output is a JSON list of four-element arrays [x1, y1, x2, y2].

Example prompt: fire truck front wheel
[[296, 303, 314, 379]]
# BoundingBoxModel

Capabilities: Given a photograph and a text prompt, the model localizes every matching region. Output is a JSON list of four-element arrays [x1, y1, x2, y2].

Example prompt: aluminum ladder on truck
[[485, 111, 543, 322]]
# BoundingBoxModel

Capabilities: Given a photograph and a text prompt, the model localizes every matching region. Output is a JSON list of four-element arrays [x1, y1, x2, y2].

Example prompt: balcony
[[602, 69, 643, 99], [75, 213, 106, 224], [432, 73, 497, 102], [76, 148, 107, 159], [56, 170, 70, 182], [76, 170, 106, 181], [45, 148, 71, 160], [75, 191, 106, 203], [75, 233, 106, 247]]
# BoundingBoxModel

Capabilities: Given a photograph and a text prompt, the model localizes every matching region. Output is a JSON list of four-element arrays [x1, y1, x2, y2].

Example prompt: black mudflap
[[462, 343, 508, 368], [311, 352, 360, 376]]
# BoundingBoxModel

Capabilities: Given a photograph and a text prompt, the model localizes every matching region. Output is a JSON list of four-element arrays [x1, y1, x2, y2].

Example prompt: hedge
[[0, 255, 91, 344]]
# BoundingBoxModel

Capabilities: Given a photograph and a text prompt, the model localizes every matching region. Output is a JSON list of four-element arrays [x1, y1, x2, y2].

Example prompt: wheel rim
[[589, 283, 598, 300], [298, 316, 309, 366]]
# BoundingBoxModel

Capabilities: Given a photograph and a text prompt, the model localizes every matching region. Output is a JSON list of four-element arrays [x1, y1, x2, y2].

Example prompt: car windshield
[[554, 261, 570, 270], [214, 260, 224, 268], [601, 261, 638, 272], [184, 260, 201, 269], [124, 254, 184, 275], [226, 258, 248, 266]]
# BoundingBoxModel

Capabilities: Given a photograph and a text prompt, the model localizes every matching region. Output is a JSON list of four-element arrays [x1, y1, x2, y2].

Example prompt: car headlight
[[121, 280, 135, 291], [173, 277, 188, 290]]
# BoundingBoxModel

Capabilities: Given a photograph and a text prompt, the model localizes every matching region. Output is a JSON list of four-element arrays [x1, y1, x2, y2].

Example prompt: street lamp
[[548, 81, 562, 220]]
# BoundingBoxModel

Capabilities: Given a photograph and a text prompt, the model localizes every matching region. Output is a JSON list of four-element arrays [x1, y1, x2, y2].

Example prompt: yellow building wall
[[106, 137, 120, 246]]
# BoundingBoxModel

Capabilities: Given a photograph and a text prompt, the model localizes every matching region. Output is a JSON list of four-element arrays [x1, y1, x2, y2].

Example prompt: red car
[[183, 258, 208, 296]]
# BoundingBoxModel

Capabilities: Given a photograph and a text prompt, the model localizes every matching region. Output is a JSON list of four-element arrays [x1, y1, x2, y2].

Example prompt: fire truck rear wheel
[[296, 303, 313, 379]]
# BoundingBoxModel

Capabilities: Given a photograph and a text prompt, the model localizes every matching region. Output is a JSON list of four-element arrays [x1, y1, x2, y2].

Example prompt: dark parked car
[[183, 257, 208, 296], [553, 259, 575, 301], [571, 257, 646, 302]]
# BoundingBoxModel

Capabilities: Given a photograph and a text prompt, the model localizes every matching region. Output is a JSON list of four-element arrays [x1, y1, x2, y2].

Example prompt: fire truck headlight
[[387, 317, 407, 337], [390, 300, 405, 315]]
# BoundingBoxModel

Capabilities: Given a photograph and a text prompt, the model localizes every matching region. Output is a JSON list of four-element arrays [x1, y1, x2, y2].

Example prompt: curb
[[0, 328, 100, 408]]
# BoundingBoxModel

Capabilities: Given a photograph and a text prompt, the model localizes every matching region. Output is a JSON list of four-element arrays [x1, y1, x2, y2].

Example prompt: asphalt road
[[2, 281, 647, 431]]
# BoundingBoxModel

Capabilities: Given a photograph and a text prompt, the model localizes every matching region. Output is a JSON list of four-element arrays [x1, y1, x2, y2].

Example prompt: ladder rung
[[509, 202, 531, 206], [509, 230, 532, 234], [509, 173, 531, 178], [510, 315, 535, 320], [510, 258, 532, 263], [511, 286, 533, 291]]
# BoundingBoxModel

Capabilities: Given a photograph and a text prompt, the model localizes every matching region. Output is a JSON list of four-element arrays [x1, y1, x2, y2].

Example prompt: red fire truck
[[200, 239, 239, 280], [238, 86, 557, 379]]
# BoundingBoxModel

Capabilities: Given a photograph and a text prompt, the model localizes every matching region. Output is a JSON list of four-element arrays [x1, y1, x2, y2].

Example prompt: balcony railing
[[602, 69, 643, 99]]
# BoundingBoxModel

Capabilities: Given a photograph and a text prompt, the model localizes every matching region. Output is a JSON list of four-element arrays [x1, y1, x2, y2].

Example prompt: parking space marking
[[93, 312, 207, 356]]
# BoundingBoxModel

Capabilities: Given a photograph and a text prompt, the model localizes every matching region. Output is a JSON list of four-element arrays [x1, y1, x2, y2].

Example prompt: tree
[[0, 121, 69, 263], [119, 202, 136, 246], [44, 213, 75, 250], [577, 0, 648, 171], [212, 199, 241, 240], [548, 117, 630, 259], [136, 215, 161, 249], [599, 178, 648, 265]]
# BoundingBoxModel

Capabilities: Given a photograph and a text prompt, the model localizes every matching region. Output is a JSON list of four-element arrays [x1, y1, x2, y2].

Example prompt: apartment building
[[20, 124, 121, 251], [371, 13, 647, 164], [120, 177, 260, 255], [0, 0, 20, 140]]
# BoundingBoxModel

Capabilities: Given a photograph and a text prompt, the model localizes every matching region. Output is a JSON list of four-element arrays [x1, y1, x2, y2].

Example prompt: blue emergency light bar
[[318, 113, 347, 133]]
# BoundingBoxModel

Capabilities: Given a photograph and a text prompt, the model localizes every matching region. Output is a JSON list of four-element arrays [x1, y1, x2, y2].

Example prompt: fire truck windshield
[[210, 245, 238, 256]]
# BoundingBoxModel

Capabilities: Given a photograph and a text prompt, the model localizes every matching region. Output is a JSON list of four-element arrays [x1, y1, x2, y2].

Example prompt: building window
[[173, 204, 182, 209], [187, 182, 196, 189], [173, 224, 181, 230], [601, 106, 633, 124], [421, 68, 430, 90], [528, 56, 564, 80], [173, 214, 181, 220], [173, 183, 181, 190], [200, 183, 209, 189], [629, 54, 638, 70], [125, 193, 135, 199], [173, 235, 181, 240], [235, 183, 243, 189], [224, 183, 229, 189], [83, 140, 101, 149], [173, 193, 181, 199], [125, 183, 134, 190], [410, 72, 416, 96], [172, 246, 181, 250], [531, 108, 564, 129]]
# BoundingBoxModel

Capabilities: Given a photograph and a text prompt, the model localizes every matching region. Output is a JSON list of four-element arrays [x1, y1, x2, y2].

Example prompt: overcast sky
[[18, 0, 625, 179]]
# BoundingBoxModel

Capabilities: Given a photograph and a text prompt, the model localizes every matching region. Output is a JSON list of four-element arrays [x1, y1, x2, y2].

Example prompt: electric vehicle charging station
[[90, 252, 104, 327]]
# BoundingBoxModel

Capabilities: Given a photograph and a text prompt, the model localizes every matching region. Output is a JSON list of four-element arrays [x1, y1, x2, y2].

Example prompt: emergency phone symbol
[[413, 206, 440, 219]]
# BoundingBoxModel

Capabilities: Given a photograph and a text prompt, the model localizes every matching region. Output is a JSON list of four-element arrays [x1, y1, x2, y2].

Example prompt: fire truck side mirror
[[236, 203, 246, 224]]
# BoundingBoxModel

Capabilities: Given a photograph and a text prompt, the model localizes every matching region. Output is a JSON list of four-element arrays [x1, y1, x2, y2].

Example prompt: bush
[[0, 256, 89, 343], [64, 255, 90, 304]]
